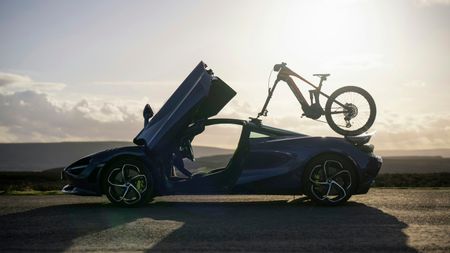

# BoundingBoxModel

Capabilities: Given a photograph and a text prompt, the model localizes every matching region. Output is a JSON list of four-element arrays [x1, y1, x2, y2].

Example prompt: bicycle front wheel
[[325, 86, 376, 136]]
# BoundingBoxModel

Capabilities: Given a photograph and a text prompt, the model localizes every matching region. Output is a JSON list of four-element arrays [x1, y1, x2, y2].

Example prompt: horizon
[[1, 140, 450, 153], [1, 0, 449, 150]]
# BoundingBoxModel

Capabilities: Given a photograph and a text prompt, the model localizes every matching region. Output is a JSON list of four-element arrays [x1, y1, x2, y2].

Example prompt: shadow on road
[[0, 198, 418, 252]]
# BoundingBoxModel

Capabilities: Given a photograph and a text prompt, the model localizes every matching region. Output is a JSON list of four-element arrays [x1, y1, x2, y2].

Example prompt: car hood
[[133, 61, 236, 151]]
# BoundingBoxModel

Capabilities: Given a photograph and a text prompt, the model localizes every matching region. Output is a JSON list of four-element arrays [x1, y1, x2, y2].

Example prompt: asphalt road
[[0, 189, 449, 252]]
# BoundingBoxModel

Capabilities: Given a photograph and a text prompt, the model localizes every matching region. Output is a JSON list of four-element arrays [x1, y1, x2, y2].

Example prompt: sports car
[[62, 62, 382, 207]]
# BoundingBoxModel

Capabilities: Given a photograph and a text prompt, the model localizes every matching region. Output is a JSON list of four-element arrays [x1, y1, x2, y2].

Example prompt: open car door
[[134, 61, 236, 151]]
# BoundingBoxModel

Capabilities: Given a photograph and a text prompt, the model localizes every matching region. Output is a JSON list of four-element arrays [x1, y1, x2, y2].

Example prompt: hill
[[0, 142, 232, 171], [377, 149, 450, 158], [381, 156, 450, 173]]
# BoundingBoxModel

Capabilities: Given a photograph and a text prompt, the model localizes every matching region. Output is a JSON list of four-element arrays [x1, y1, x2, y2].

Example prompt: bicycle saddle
[[313, 74, 330, 78]]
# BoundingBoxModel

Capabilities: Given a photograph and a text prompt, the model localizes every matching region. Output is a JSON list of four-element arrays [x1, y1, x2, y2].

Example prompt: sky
[[0, 0, 449, 150]]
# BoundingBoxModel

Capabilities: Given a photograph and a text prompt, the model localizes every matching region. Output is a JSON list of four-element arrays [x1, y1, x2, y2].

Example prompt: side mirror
[[143, 104, 154, 127]]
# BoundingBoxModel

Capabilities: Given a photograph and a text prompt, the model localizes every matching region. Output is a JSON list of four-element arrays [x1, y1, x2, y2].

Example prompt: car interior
[[168, 121, 246, 182]]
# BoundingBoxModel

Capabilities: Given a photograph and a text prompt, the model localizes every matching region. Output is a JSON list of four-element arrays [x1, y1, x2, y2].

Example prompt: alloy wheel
[[107, 163, 150, 205], [308, 159, 352, 203]]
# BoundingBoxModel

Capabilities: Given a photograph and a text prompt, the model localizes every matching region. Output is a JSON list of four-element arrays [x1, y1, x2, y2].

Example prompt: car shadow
[[0, 197, 418, 252]]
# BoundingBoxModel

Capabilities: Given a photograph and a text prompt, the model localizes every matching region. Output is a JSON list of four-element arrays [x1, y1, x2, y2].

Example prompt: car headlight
[[66, 156, 92, 176]]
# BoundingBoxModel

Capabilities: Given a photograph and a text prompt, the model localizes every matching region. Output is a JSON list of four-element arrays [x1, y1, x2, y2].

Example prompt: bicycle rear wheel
[[325, 86, 376, 136]]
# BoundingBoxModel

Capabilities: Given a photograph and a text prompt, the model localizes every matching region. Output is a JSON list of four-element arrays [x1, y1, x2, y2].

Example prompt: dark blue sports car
[[62, 62, 382, 207]]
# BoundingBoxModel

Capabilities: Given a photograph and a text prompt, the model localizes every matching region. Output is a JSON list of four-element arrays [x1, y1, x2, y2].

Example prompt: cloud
[[0, 90, 142, 142], [0, 126, 17, 142], [0, 72, 65, 94], [0, 73, 32, 87], [0, 72, 173, 143], [372, 111, 450, 149], [219, 102, 450, 149], [0, 71, 448, 150], [223, 100, 254, 116], [1, 88, 449, 150]]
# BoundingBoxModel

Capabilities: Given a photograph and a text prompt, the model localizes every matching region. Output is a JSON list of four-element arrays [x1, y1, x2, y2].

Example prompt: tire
[[102, 158, 154, 207], [325, 86, 376, 136], [302, 154, 356, 206]]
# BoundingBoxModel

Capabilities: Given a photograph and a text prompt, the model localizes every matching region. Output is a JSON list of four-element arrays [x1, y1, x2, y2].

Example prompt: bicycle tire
[[325, 86, 376, 136]]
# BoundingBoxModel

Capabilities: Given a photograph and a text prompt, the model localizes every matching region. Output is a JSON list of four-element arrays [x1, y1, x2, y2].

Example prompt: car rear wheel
[[103, 158, 154, 207], [303, 154, 356, 206]]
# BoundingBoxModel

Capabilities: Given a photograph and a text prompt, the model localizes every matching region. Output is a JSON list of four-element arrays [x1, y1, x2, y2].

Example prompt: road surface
[[0, 189, 449, 252]]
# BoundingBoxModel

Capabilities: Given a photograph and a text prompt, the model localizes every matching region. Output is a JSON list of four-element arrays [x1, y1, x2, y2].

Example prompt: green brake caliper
[[313, 173, 321, 183], [136, 179, 144, 191], [312, 172, 321, 190]]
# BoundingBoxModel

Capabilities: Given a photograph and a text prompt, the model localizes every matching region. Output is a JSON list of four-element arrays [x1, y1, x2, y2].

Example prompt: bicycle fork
[[257, 80, 279, 118], [257, 76, 310, 118]]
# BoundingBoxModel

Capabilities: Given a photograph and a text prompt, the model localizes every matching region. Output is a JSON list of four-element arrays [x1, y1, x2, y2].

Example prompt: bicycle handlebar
[[273, 62, 287, 71]]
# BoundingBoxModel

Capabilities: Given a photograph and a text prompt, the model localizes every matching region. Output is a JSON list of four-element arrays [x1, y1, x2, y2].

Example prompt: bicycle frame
[[257, 64, 347, 118]]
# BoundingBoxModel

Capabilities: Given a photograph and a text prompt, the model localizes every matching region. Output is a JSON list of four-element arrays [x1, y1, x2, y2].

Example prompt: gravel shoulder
[[0, 188, 449, 252]]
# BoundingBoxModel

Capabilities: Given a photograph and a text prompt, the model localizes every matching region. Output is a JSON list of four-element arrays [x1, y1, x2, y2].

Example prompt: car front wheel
[[303, 154, 356, 206], [103, 158, 154, 207]]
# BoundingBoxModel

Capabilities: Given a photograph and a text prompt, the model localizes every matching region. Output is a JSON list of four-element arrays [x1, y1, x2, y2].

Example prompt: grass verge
[[1, 190, 63, 195], [373, 173, 450, 187], [1, 170, 449, 195]]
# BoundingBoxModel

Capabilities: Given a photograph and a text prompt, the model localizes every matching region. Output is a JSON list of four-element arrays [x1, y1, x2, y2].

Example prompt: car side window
[[188, 123, 242, 173], [249, 131, 271, 139]]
